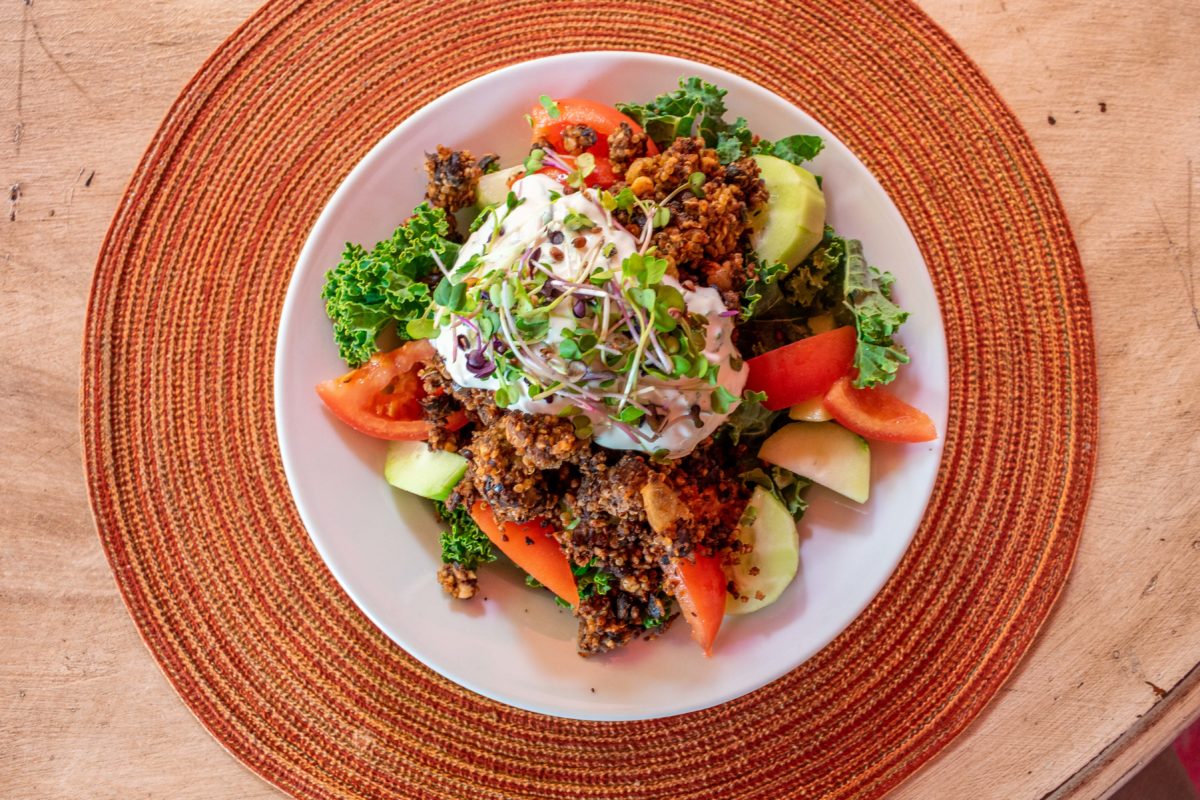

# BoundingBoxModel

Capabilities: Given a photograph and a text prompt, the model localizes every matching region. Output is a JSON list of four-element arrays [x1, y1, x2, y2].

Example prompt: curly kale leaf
[[321, 203, 459, 367], [717, 118, 824, 167], [735, 229, 851, 356], [781, 230, 848, 310], [753, 134, 824, 166], [843, 239, 910, 388], [721, 390, 780, 446], [572, 558, 614, 602], [620, 78, 826, 168], [739, 466, 811, 522], [737, 230, 910, 385], [739, 256, 790, 321], [617, 77, 729, 150], [434, 500, 496, 571], [715, 117, 753, 163]]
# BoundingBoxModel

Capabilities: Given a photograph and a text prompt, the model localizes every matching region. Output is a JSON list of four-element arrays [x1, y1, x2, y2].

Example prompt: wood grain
[[1, 0, 1197, 798]]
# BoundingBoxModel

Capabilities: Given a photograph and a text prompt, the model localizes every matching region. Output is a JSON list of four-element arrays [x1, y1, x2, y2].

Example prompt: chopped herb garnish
[[643, 615, 666, 630]]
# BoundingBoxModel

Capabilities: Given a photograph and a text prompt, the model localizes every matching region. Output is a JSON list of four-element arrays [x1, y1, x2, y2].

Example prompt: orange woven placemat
[[81, 1, 1096, 798]]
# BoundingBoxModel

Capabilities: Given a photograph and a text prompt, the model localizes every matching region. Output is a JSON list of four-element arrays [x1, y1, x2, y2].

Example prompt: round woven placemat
[[81, 1, 1097, 798]]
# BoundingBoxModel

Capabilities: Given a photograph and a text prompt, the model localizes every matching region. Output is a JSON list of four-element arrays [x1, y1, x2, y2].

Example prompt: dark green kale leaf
[[572, 558, 614, 601], [843, 239, 910, 388], [752, 134, 825, 166], [736, 228, 910, 387], [715, 117, 753, 163], [779, 230, 848, 311], [720, 390, 781, 446], [620, 78, 826, 168], [716, 118, 824, 167], [735, 228, 851, 356], [739, 256, 789, 321], [434, 500, 496, 571], [321, 203, 459, 367], [739, 466, 811, 522], [617, 77, 729, 150]]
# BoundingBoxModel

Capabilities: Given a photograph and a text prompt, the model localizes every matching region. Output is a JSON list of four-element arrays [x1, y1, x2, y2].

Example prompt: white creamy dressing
[[432, 173, 746, 458]]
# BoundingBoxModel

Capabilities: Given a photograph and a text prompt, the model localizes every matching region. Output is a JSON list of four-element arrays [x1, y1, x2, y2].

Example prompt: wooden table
[[3, 1, 1198, 797]]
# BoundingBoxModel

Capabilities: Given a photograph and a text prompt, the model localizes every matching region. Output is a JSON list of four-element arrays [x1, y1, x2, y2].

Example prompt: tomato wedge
[[469, 501, 580, 607], [744, 326, 857, 411], [529, 98, 657, 155], [823, 376, 937, 443], [529, 98, 657, 188], [665, 552, 727, 656], [315, 341, 465, 440]]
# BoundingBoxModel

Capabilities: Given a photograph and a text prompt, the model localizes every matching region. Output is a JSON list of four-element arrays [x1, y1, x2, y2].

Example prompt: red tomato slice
[[529, 98, 658, 189], [315, 340, 459, 440], [744, 326, 857, 411], [823, 376, 937, 443], [529, 97, 658, 154], [469, 501, 580, 607], [665, 552, 727, 656]]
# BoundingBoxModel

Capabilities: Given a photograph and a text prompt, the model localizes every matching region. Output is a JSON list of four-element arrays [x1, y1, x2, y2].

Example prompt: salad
[[314, 78, 936, 657]]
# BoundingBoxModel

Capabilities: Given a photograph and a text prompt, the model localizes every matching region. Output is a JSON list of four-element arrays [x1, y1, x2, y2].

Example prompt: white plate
[[275, 52, 948, 721]]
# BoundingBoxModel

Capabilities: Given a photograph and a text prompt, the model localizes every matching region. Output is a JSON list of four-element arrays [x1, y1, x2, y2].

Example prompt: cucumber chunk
[[758, 422, 871, 504], [749, 154, 826, 270], [383, 440, 468, 501], [475, 165, 524, 211], [725, 486, 801, 615]]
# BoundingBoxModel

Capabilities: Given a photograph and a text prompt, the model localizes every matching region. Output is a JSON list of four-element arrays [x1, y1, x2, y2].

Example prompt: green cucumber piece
[[383, 440, 468, 501], [757, 421, 871, 503], [725, 486, 801, 615], [749, 154, 826, 270], [475, 165, 524, 211]]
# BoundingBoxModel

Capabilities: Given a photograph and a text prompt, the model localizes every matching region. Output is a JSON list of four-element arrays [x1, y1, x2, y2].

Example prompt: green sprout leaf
[[524, 148, 546, 174], [405, 318, 438, 339], [710, 384, 738, 414], [539, 95, 561, 119]]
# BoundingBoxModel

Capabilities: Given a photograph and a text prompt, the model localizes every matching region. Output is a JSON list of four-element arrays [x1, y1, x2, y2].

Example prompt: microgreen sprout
[[539, 95, 561, 119]]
